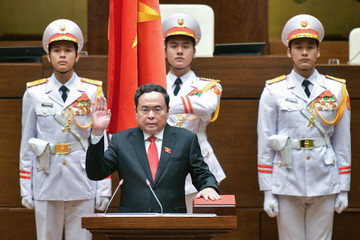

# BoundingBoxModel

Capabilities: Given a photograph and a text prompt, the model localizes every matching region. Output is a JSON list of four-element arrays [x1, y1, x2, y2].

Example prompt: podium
[[82, 213, 237, 240]]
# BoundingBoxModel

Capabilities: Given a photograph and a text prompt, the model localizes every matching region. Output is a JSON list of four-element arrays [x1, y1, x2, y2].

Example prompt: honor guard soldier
[[19, 19, 111, 240], [257, 14, 351, 240], [162, 13, 226, 213]]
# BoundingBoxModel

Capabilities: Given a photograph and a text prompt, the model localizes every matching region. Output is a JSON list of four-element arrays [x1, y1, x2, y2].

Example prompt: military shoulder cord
[[179, 81, 221, 123]]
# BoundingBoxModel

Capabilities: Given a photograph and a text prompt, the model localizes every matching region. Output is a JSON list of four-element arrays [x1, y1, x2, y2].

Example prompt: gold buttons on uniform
[[278, 161, 282, 166], [306, 156, 310, 160], [62, 160, 67, 166], [36, 166, 40, 170], [62, 111, 66, 115]]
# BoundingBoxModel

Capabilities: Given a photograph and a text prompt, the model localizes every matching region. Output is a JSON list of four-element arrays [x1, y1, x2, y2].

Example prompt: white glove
[[263, 190, 279, 217], [95, 196, 109, 211], [334, 191, 348, 214], [21, 196, 34, 210]]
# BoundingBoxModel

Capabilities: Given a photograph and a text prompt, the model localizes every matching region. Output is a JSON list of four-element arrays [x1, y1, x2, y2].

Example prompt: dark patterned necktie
[[173, 78, 182, 96], [59, 85, 68, 102], [302, 79, 311, 97]]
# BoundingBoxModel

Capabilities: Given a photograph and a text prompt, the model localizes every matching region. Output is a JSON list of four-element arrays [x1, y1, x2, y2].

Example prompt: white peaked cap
[[162, 13, 201, 45], [281, 14, 324, 46], [42, 19, 84, 53]]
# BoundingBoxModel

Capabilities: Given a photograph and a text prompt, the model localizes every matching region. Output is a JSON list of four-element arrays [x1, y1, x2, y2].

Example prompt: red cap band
[[165, 27, 196, 41]]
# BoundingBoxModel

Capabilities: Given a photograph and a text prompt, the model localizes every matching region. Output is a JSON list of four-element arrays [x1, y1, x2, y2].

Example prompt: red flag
[[107, 0, 166, 134]]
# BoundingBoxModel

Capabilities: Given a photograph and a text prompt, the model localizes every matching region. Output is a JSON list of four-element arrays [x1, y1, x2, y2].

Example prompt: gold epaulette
[[200, 77, 220, 83], [266, 75, 287, 85], [82, 78, 103, 108], [26, 78, 48, 88], [81, 78, 103, 86], [325, 75, 346, 84]]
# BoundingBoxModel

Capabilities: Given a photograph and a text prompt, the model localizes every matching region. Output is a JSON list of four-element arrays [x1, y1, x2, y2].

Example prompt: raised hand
[[92, 96, 111, 136]]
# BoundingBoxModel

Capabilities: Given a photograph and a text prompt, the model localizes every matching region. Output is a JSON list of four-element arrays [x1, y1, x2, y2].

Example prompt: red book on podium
[[193, 195, 236, 215]]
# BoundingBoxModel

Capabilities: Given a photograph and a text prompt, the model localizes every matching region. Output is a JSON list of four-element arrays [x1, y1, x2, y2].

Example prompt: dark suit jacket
[[86, 124, 218, 213]]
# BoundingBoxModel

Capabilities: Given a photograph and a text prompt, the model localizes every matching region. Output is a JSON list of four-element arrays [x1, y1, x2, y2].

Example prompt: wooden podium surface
[[82, 213, 237, 240]]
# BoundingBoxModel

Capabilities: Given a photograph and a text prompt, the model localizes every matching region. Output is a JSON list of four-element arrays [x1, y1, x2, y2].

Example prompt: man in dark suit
[[86, 83, 220, 213]]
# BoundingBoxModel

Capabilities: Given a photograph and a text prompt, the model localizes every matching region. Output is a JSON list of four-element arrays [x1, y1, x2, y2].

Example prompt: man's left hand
[[196, 187, 221, 201]]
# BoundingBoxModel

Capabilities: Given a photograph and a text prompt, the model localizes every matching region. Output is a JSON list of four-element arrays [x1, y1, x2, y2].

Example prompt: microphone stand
[[104, 179, 124, 215], [146, 179, 163, 214]]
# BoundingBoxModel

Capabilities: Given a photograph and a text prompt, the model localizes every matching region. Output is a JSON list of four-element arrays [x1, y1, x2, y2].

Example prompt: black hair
[[134, 83, 169, 109], [288, 38, 319, 49], [164, 35, 196, 50], [48, 41, 78, 55]]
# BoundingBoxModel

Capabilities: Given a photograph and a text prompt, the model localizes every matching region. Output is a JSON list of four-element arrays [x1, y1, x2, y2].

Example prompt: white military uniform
[[167, 71, 226, 196], [257, 70, 351, 239], [163, 13, 226, 212], [258, 14, 351, 240], [19, 73, 111, 239]]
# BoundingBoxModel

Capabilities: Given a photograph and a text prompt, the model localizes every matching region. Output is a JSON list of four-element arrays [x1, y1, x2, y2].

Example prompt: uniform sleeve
[[19, 90, 36, 197], [331, 87, 351, 191], [169, 83, 222, 121], [257, 85, 277, 191], [96, 177, 112, 197], [86, 135, 119, 181], [189, 134, 219, 192]]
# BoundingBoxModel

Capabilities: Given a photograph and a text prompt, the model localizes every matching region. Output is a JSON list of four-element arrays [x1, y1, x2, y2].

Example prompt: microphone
[[146, 179, 163, 214], [104, 179, 124, 215]]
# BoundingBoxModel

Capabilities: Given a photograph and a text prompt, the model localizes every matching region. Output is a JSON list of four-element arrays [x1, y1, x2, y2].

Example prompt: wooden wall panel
[[213, 209, 260, 240], [0, 63, 41, 98], [260, 212, 278, 240], [0, 100, 22, 207], [207, 100, 262, 207], [160, 0, 268, 44], [1, 56, 360, 239], [87, 0, 268, 54], [333, 211, 360, 239], [87, 0, 109, 54], [0, 210, 36, 240]]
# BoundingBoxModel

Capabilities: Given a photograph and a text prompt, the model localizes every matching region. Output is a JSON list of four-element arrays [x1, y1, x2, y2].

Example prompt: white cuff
[[91, 133, 103, 145]]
